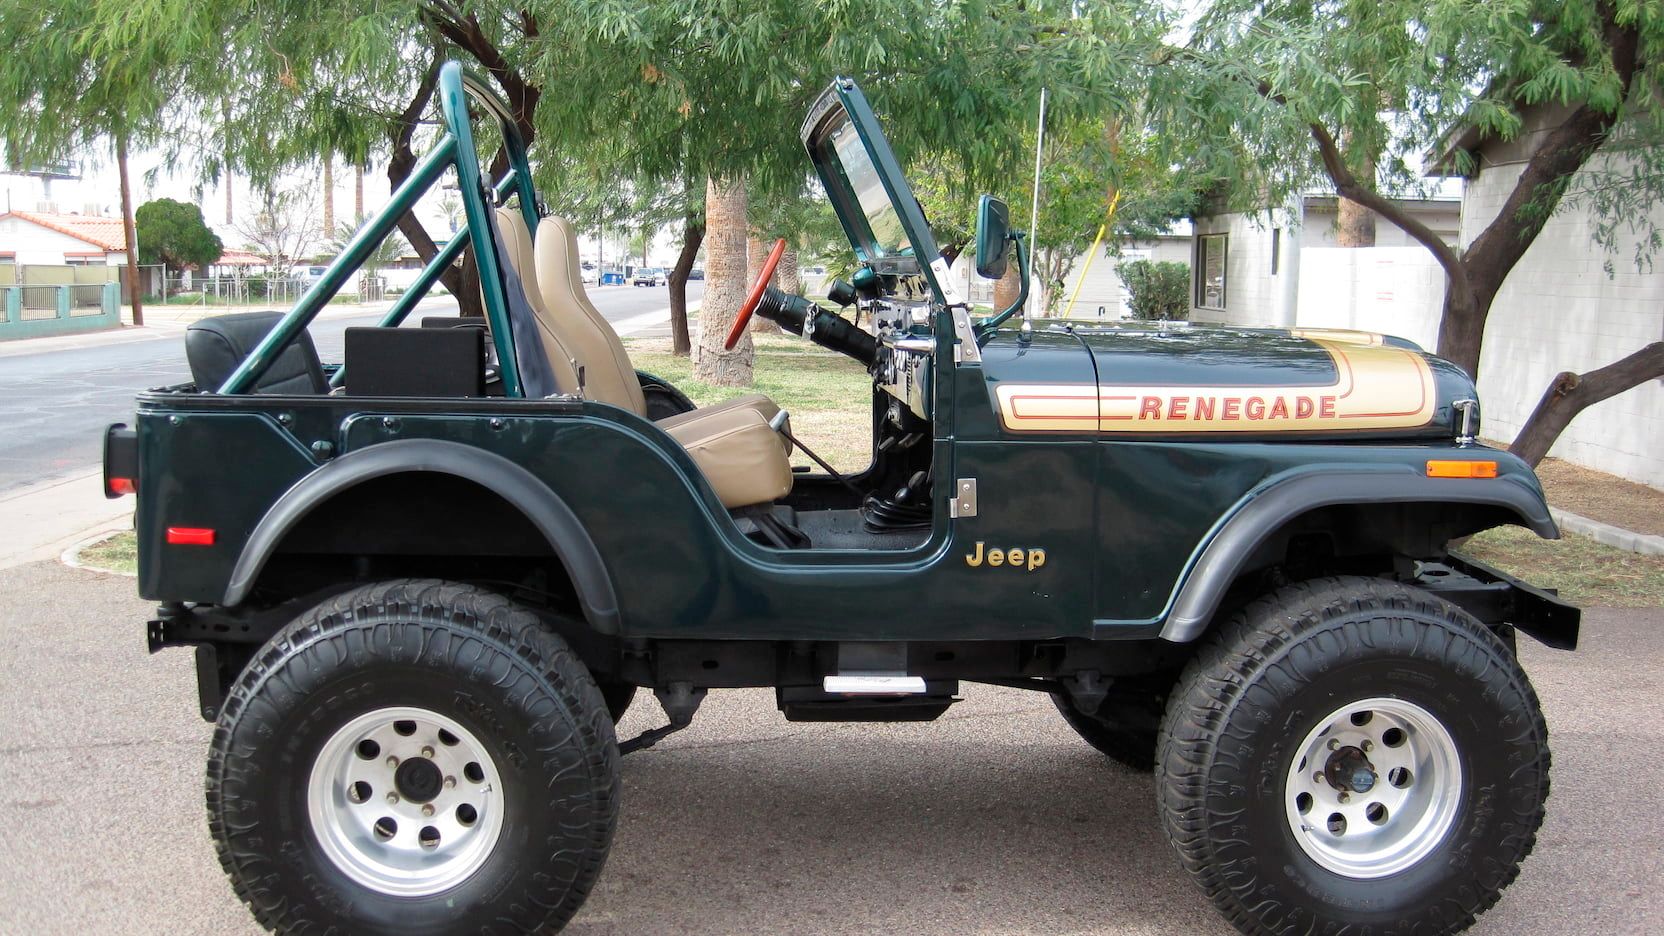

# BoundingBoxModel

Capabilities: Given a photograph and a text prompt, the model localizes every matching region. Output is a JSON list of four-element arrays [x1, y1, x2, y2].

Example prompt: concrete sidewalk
[[0, 470, 131, 572]]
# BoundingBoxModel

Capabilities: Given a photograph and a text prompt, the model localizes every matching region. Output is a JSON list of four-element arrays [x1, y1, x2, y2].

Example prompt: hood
[[985, 321, 1473, 440]]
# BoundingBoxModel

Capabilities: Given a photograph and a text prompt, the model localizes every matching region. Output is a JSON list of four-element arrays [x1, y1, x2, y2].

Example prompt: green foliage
[[134, 197, 223, 271], [328, 216, 408, 274], [1169, 0, 1664, 256], [1119, 260, 1190, 321]]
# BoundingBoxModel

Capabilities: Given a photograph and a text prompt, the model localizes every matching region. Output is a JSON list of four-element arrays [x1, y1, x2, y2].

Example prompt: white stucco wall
[[1461, 159, 1664, 488], [1295, 247, 1445, 349], [0, 216, 104, 264]]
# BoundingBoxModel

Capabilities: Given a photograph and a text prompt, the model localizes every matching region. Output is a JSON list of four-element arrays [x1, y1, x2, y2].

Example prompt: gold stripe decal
[[996, 339, 1436, 433]]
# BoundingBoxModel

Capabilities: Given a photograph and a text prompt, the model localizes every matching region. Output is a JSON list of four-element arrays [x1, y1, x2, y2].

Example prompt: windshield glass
[[823, 116, 913, 259]]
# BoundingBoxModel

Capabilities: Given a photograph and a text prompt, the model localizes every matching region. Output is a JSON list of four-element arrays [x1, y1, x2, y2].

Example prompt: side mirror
[[975, 195, 1011, 279]]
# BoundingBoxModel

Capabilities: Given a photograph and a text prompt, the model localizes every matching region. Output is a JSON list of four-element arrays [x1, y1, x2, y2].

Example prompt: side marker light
[[166, 527, 216, 546], [1426, 460, 1497, 479]]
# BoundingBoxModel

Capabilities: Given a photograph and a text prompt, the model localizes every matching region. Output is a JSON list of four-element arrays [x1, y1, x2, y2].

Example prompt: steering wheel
[[724, 238, 787, 350]]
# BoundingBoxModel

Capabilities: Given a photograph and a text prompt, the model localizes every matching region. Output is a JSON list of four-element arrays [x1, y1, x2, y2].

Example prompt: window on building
[[1195, 233, 1227, 310]]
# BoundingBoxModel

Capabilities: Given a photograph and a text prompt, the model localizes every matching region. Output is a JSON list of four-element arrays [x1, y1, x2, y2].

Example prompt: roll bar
[[218, 63, 537, 397]]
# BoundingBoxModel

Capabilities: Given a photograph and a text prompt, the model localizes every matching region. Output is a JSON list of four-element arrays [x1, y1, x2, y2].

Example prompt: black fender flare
[[1160, 467, 1558, 642], [222, 438, 621, 633]]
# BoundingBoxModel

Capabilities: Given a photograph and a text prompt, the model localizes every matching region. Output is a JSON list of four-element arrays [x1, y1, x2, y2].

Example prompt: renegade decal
[[994, 339, 1436, 433]]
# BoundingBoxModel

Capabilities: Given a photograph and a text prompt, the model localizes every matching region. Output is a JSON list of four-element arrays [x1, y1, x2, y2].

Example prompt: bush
[[1119, 259, 1190, 321]]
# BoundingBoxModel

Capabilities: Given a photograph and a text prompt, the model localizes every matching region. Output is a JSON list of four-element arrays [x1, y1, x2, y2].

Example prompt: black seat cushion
[[185, 311, 328, 394]]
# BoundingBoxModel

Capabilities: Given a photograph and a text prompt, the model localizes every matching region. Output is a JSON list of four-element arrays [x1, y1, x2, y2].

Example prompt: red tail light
[[166, 527, 216, 546], [104, 424, 138, 498]]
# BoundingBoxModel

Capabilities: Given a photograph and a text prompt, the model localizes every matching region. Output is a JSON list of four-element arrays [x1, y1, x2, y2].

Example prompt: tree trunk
[[1434, 276, 1487, 380], [354, 163, 364, 219], [387, 58, 481, 317], [747, 234, 777, 333], [1335, 144, 1375, 247], [116, 132, 143, 327], [992, 253, 1023, 312], [778, 243, 801, 296], [1509, 341, 1664, 467], [695, 176, 754, 385], [667, 216, 702, 357], [322, 158, 334, 235]]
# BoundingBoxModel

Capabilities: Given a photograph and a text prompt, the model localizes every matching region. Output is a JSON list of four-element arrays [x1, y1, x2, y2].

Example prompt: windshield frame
[[801, 78, 954, 304]]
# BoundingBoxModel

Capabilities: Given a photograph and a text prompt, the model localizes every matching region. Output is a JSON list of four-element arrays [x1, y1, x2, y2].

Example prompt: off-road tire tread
[[1156, 575, 1550, 936], [205, 578, 619, 935]]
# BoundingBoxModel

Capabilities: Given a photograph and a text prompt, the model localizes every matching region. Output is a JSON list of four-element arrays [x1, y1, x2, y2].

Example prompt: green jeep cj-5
[[106, 65, 1579, 935]]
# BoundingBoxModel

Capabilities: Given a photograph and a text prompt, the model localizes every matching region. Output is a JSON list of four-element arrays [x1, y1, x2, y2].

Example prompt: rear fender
[[223, 438, 620, 633]]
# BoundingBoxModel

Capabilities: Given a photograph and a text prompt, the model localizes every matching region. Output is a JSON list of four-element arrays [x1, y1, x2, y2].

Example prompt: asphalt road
[[0, 283, 699, 494], [0, 558, 1657, 935]]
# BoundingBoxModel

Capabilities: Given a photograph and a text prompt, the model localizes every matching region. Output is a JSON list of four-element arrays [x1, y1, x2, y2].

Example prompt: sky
[[1, 139, 679, 268]]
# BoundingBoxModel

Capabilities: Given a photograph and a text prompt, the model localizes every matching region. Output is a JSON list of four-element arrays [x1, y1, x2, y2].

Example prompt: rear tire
[[1157, 576, 1549, 936], [207, 579, 618, 935]]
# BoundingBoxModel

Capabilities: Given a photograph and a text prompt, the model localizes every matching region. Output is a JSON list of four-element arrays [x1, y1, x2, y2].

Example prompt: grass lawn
[[625, 333, 874, 472], [76, 531, 136, 575], [72, 335, 1664, 609], [1459, 526, 1664, 608]]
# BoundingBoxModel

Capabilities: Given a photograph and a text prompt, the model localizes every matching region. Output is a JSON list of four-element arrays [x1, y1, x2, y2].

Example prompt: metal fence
[[154, 274, 388, 307], [0, 282, 121, 339]]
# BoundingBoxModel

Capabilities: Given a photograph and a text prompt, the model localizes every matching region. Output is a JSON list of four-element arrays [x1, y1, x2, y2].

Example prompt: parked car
[[631, 267, 666, 286], [688, 267, 705, 280], [110, 64, 1576, 936]]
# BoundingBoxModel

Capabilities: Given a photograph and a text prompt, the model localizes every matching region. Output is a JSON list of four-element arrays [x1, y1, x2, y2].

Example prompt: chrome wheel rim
[[307, 706, 504, 896], [1283, 697, 1462, 879]]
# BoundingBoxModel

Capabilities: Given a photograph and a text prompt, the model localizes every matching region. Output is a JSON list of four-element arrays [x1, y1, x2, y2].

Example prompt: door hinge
[[949, 478, 977, 518]]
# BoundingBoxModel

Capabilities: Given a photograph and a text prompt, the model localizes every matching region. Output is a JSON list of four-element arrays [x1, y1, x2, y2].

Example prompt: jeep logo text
[[964, 541, 1046, 571]]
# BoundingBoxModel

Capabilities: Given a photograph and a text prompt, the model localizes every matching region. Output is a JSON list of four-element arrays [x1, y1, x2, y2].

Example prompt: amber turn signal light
[[1426, 460, 1497, 479]]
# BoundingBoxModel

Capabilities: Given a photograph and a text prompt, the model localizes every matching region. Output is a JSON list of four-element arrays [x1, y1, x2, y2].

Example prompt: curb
[[60, 528, 137, 578], [1551, 507, 1664, 557]]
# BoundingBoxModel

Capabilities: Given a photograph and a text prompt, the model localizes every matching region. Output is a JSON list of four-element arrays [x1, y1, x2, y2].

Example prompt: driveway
[[0, 560, 1657, 934]]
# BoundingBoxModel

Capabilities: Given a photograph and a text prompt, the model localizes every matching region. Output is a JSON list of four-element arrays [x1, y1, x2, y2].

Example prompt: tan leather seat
[[494, 208, 791, 509], [532, 214, 781, 426]]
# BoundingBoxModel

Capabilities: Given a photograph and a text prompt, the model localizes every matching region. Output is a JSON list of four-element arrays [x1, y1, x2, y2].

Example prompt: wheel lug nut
[[1338, 792, 1350, 803], [1327, 739, 1340, 751], [444, 776, 456, 789], [421, 804, 435, 817], [1361, 740, 1374, 752], [421, 746, 435, 759], [386, 792, 399, 805], [1313, 772, 1325, 785], [386, 755, 399, 768]]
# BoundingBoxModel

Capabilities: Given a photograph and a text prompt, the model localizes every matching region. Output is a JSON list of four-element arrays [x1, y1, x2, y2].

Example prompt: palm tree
[[693, 175, 753, 385]]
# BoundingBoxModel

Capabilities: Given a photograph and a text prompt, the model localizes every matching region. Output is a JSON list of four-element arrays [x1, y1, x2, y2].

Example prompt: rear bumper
[[1419, 553, 1582, 650]]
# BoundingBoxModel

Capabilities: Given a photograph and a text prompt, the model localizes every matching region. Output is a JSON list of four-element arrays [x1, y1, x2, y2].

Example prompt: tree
[[135, 198, 224, 275], [0, 0, 182, 325], [696, 175, 753, 384], [239, 185, 322, 270], [1177, 0, 1664, 464], [328, 215, 409, 277], [1119, 260, 1190, 321]]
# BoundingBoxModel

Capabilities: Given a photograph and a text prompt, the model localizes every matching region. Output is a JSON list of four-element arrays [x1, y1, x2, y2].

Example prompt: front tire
[[207, 579, 618, 935], [1158, 576, 1549, 935]]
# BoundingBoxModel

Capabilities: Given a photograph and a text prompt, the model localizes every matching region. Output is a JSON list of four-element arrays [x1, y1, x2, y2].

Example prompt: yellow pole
[[1063, 189, 1122, 318]]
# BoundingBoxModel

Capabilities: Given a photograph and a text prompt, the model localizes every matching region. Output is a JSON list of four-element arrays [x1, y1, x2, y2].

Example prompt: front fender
[[1160, 464, 1558, 642]]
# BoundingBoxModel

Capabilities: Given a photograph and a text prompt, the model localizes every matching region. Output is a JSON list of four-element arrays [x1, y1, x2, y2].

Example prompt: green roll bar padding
[[219, 61, 538, 397]]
